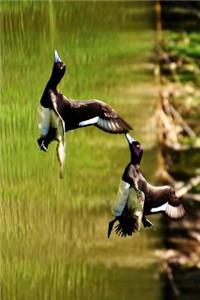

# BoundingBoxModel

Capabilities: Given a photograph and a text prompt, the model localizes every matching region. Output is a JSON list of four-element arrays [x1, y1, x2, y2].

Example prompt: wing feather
[[50, 92, 66, 178]]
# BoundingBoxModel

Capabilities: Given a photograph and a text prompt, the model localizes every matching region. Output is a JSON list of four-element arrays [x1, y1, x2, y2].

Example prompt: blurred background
[[1, 1, 199, 300]]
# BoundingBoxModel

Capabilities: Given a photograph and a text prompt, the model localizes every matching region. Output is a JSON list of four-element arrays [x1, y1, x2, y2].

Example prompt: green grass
[[162, 31, 200, 85]]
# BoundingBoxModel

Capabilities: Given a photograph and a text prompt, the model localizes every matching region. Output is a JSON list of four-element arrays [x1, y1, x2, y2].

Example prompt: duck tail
[[114, 215, 139, 237], [107, 218, 117, 238]]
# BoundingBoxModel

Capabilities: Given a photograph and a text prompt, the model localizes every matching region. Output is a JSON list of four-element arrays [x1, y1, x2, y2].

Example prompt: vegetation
[[1, 2, 161, 300], [156, 1, 200, 298]]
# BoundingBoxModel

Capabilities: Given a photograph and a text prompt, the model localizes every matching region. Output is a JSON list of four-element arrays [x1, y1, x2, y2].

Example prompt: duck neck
[[130, 155, 140, 166], [47, 74, 60, 90], [47, 64, 64, 89], [40, 79, 58, 108], [130, 161, 140, 170]]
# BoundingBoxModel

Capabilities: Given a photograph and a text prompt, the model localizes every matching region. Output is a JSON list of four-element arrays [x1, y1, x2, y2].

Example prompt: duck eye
[[57, 62, 63, 70]]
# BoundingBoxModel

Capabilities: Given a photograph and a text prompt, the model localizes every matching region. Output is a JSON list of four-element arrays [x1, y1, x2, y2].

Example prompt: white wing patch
[[79, 117, 99, 127], [151, 202, 185, 219], [97, 118, 118, 132], [151, 203, 167, 213], [79, 117, 119, 132], [38, 106, 51, 137]]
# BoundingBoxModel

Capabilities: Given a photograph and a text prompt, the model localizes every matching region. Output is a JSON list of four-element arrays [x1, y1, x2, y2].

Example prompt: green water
[[1, 2, 162, 300]]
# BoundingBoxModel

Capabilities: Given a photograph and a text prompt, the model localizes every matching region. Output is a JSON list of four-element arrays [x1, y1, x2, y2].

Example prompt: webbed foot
[[37, 138, 48, 152], [142, 217, 154, 228]]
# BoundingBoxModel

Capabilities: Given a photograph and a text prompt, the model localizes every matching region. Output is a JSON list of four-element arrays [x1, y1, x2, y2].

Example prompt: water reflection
[[1, 2, 161, 300]]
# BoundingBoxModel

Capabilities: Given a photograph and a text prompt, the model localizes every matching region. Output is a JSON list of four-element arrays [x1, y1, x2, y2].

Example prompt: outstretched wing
[[149, 186, 185, 219], [50, 92, 66, 178], [78, 100, 132, 134], [96, 102, 132, 133]]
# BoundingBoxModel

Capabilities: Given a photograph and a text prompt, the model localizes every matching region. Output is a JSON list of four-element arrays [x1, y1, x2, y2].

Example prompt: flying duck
[[108, 134, 185, 237], [38, 50, 132, 177]]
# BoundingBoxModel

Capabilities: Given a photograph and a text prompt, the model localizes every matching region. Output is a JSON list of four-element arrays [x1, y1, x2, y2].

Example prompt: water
[[1, 2, 162, 300]]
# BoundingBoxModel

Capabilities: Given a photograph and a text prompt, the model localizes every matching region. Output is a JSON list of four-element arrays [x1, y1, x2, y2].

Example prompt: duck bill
[[54, 50, 62, 63], [125, 133, 137, 144]]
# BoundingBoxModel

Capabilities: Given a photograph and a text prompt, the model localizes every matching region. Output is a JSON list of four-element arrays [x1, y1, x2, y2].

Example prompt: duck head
[[125, 134, 143, 165], [49, 50, 66, 87]]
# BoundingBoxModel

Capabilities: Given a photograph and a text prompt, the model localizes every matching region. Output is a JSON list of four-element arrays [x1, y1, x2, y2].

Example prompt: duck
[[38, 50, 132, 177], [108, 134, 186, 237]]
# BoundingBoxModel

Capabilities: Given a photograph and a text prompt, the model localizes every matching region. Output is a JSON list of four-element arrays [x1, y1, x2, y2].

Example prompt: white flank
[[151, 203, 167, 213], [38, 106, 51, 137], [112, 180, 130, 217], [79, 117, 99, 127]]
